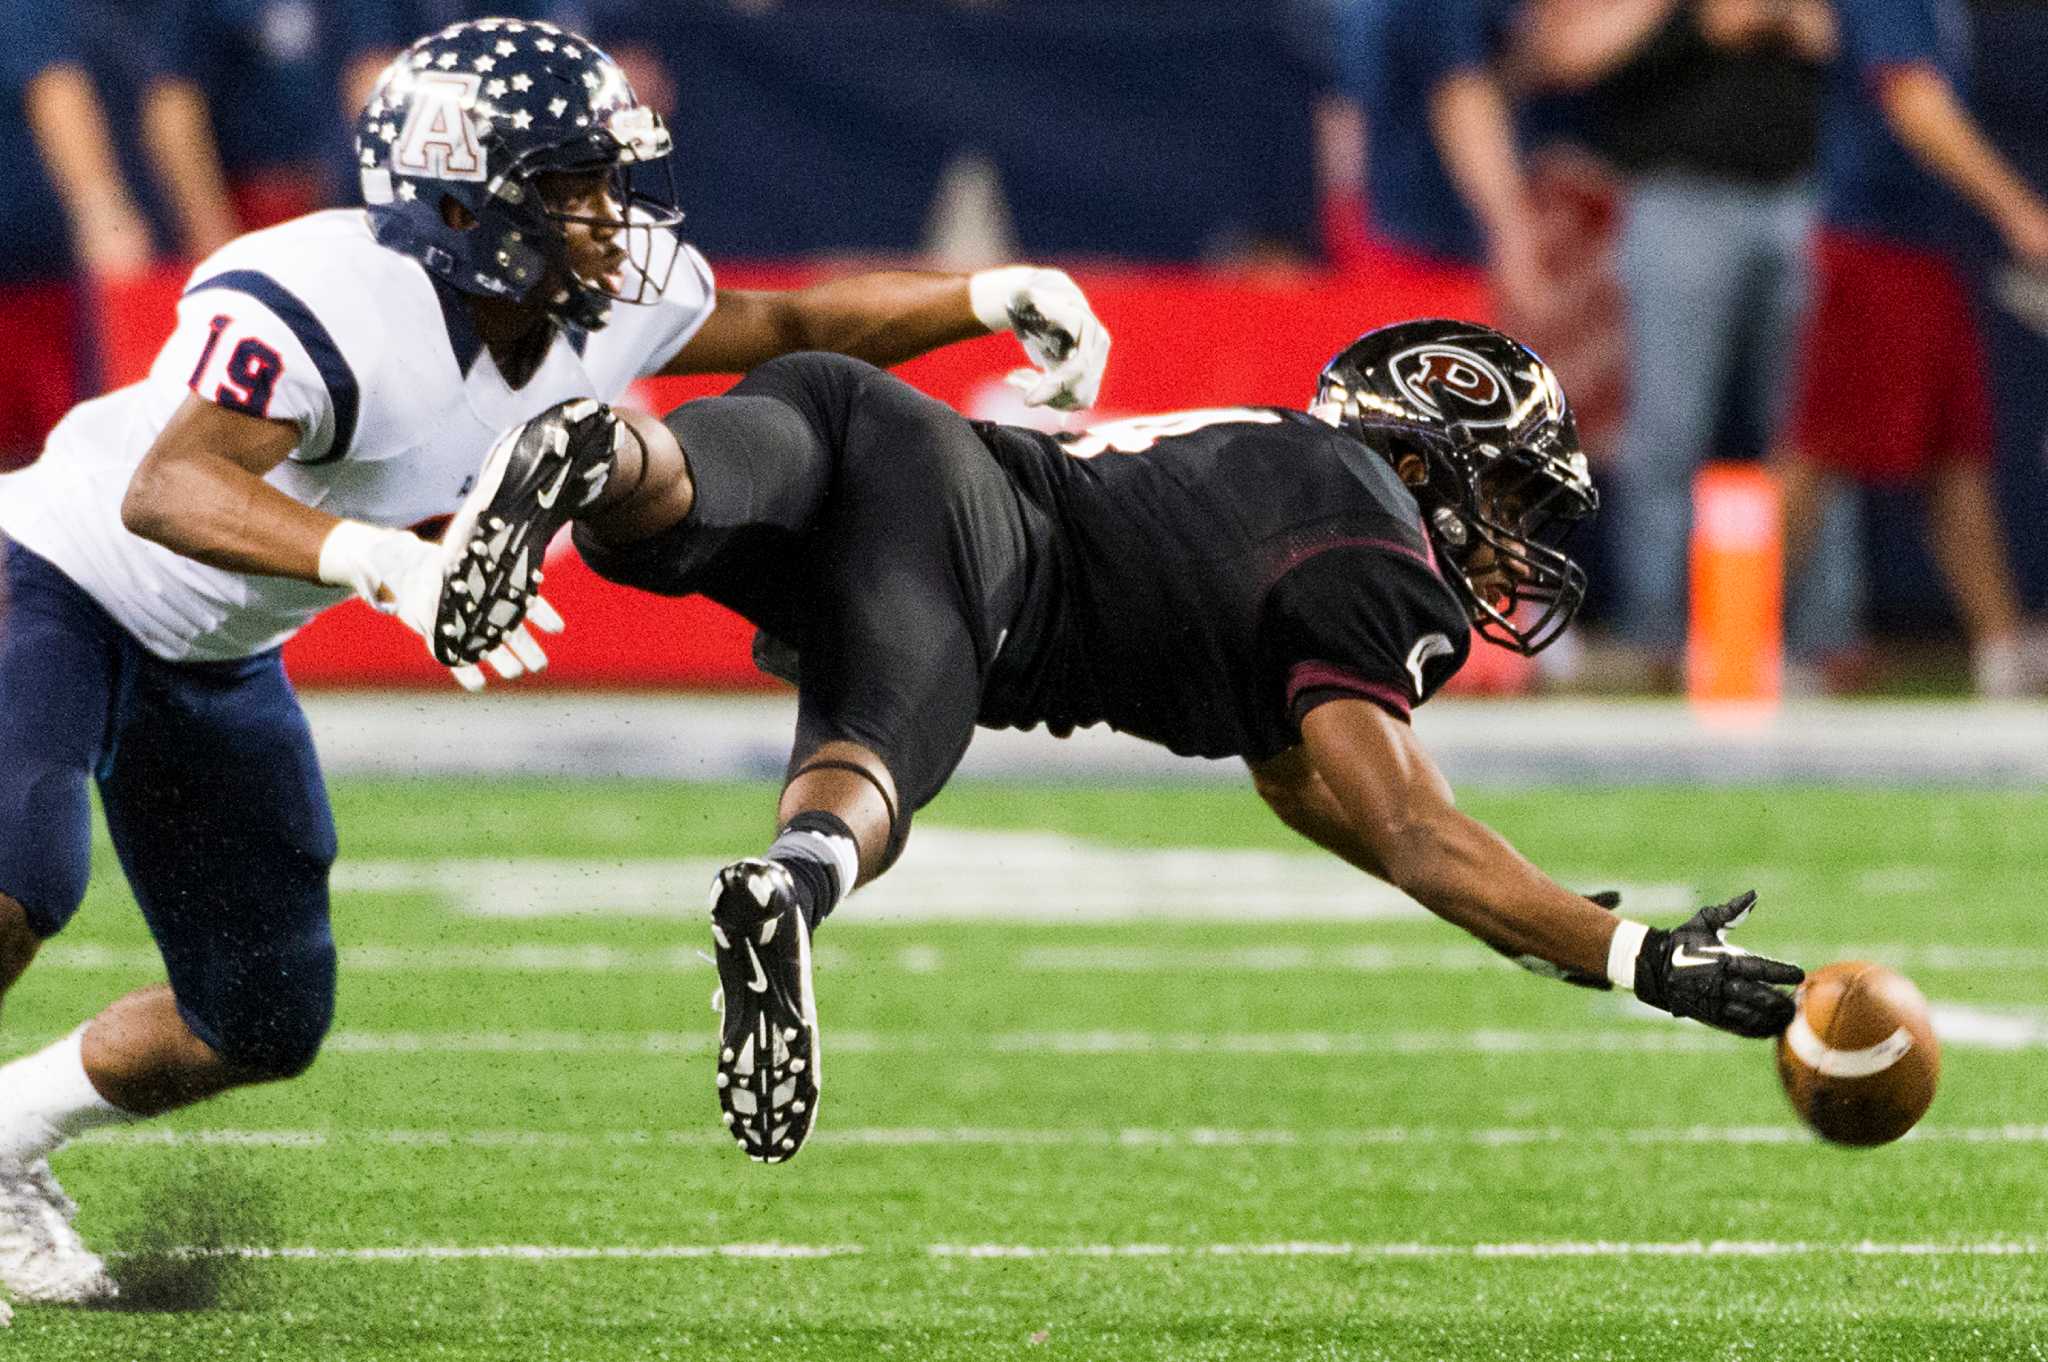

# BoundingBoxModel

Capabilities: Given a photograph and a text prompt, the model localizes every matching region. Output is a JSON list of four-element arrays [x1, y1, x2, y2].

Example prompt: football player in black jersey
[[433, 319, 1804, 1164]]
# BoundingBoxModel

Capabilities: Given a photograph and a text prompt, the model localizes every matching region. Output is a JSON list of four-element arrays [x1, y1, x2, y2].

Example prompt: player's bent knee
[[203, 943, 338, 1082], [218, 1001, 334, 1082], [751, 351, 879, 386]]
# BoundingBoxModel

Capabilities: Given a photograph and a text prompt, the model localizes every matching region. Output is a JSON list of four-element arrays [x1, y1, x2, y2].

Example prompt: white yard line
[[12, 1014, 2040, 1059], [77, 1123, 2048, 1151], [14, 1002, 2047, 1064], [1009, 944, 2048, 974], [40, 941, 2048, 976], [324, 837, 1457, 923], [308, 1028, 1747, 1057], [120, 1239, 2048, 1264], [298, 691, 2048, 785], [929, 1240, 2048, 1260], [128, 1244, 863, 1262]]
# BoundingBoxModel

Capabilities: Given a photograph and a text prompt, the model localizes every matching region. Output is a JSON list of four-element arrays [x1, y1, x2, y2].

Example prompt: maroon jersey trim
[[1287, 660, 1412, 720], [1270, 533, 1441, 584]]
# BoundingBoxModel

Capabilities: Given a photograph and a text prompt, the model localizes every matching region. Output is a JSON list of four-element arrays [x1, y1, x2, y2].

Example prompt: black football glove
[[1631, 891, 1803, 1038]]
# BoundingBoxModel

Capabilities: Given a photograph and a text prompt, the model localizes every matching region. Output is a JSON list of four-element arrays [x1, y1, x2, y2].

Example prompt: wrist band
[[1606, 919, 1651, 991], [968, 266, 1036, 333], [316, 519, 386, 587]]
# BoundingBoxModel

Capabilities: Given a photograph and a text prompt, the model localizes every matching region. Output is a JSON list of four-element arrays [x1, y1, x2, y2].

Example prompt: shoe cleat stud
[[715, 1073, 730, 1089]]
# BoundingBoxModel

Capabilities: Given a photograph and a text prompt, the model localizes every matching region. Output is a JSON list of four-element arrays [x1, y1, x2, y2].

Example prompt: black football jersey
[[973, 407, 1473, 762]]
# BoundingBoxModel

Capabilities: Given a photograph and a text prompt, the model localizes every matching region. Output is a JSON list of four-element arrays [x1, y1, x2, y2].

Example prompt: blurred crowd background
[[5, 0, 2048, 695]]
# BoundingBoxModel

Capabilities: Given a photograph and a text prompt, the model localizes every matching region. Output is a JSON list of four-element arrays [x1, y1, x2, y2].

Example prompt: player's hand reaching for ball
[[1611, 891, 1805, 1039], [970, 266, 1111, 411]]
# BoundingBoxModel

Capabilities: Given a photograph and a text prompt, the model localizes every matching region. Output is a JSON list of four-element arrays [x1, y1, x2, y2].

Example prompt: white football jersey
[[0, 209, 714, 661]]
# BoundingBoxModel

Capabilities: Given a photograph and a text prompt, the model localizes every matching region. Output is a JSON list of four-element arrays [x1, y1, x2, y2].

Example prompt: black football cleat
[[709, 859, 820, 1163], [433, 398, 618, 665]]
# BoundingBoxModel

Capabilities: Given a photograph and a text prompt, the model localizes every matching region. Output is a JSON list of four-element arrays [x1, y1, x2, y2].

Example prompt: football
[[1776, 961, 1940, 1147]]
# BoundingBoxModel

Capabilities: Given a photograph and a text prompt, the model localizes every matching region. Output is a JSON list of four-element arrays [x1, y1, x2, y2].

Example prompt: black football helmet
[[1315, 319, 1598, 655], [356, 17, 684, 330]]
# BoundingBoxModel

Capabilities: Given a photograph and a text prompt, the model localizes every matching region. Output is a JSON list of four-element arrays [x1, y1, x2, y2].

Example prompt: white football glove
[[969, 265, 1111, 411], [316, 519, 562, 691]]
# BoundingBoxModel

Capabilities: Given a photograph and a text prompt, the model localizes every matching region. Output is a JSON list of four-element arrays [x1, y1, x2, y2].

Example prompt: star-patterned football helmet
[[1314, 319, 1599, 656], [356, 17, 683, 330]]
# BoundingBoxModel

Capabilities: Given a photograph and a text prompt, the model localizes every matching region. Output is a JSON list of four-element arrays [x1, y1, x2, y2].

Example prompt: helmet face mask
[[1316, 320, 1599, 656], [529, 156, 684, 315], [358, 20, 686, 331], [1439, 437, 1593, 655]]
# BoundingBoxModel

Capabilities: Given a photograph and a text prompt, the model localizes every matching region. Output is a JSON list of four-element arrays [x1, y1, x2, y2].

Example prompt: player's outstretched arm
[[661, 266, 1109, 410], [1266, 698, 1801, 1037]]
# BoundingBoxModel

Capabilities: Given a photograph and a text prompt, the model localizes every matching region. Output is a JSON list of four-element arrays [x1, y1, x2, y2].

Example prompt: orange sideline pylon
[[1687, 463, 1783, 712]]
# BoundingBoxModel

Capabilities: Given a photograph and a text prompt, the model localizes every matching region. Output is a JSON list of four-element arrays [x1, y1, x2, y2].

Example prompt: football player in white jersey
[[0, 17, 1109, 1313]]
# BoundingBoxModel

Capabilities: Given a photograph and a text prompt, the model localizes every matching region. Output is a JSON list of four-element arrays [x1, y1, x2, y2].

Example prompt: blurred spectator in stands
[[1283, 0, 1374, 271], [1966, 0, 2048, 616], [0, 1, 237, 473], [1776, 0, 2048, 695], [97, 2, 241, 267], [1334, 0, 1548, 323], [168, 0, 343, 229], [0, 8, 143, 471], [1519, 0, 1860, 691]]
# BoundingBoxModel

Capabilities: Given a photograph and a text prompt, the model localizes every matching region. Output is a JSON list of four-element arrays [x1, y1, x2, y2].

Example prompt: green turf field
[[5, 779, 2047, 1361]]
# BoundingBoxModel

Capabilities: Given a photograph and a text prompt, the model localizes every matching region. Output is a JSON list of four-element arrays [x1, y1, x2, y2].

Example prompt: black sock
[[766, 810, 859, 932]]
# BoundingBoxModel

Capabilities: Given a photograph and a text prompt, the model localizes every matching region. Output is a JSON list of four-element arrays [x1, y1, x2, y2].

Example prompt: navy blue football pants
[[0, 541, 337, 1078]]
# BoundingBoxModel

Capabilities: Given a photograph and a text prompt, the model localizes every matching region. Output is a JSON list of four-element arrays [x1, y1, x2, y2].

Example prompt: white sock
[[1973, 634, 2026, 699], [0, 1027, 138, 1164]]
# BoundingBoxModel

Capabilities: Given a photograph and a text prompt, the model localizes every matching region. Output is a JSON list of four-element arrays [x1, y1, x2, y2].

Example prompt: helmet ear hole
[[439, 196, 478, 232]]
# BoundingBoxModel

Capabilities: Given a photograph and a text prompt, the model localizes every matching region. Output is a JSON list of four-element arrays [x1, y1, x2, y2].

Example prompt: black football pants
[[574, 352, 1033, 814]]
